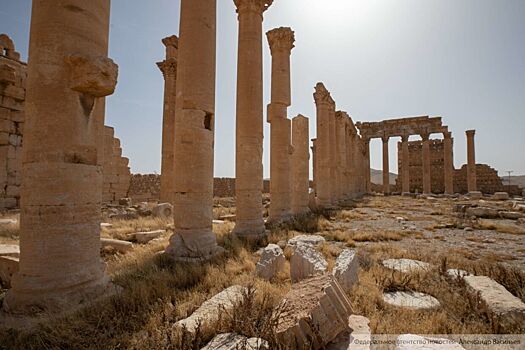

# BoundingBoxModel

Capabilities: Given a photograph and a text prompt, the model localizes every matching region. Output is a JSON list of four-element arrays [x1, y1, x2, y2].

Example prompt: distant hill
[[371, 168, 398, 185], [501, 175, 525, 188]]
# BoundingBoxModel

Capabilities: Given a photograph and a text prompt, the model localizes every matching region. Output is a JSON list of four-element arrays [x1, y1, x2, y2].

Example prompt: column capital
[[466, 129, 476, 137], [313, 82, 335, 106], [443, 131, 452, 139], [266, 27, 295, 54], [420, 133, 430, 141], [234, 0, 273, 15], [381, 135, 389, 143], [157, 58, 177, 78], [335, 110, 349, 120], [162, 35, 179, 49]]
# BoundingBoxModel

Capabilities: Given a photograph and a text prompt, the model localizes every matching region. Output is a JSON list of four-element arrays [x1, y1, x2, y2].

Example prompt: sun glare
[[305, 0, 379, 25]]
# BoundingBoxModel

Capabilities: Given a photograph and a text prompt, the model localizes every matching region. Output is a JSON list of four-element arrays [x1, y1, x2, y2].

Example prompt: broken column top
[[234, 0, 274, 14], [161, 35, 179, 59], [0, 34, 21, 61], [313, 82, 335, 106], [466, 129, 476, 136], [266, 27, 295, 53]]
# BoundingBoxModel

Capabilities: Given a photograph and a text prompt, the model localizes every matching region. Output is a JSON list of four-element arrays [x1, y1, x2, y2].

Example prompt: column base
[[165, 228, 223, 262], [232, 219, 267, 240]]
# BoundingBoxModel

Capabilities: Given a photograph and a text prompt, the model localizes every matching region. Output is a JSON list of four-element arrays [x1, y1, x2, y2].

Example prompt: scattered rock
[[467, 191, 482, 200], [465, 207, 499, 219], [0, 256, 19, 287], [382, 259, 430, 273], [0, 244, 19, 258], [463, 227, 473, 232], [396, 217, 407, 222], [290, 242, 327, 282], [383, 291, 440, 309], [129, 230, 165, 244], [255, 244, 285, 280], [219, 214, 236, 221], [100, 222, 113, 228], [446, 269, 471, 279], [109, 212, 139, 220], [174, 285, 246, 335], [327, 315, 371, 350], [100, 238, 133, 253], [288, 234, 326, 247], [493, 192, 510, 201], [332, 249, 359, 292], [275, 275, 353, 349], [152, 203, 173, 219], [119, 197, 133, 207], [212, 219, 225, 224], [395, 334, 465, 349], [201, 333, 268, 350], [464, 275, 525, 327], [499, 211, 525, 220]]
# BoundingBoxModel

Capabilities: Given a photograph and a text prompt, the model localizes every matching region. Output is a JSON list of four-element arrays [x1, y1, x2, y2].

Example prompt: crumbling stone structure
[[3, 1, 116, 315], [232, 0, 273, 238], [165, 0, 221, 261], [157, 35, 178, 204], [102, 126, 131, 203], [267, 27, 294, 223], [0, 35, 24, 210]]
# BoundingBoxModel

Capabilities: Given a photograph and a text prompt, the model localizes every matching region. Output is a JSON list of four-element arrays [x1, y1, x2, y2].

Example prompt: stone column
[[421, 133, 431, 194], [329, 102, 338, 202], [157, 36, 178, 204], [313, 83, 335, 207], [401, 135, 410, 194], [165, 0, 221, 261], [466, 129, 477, 193], [291, 115, 310, 215], [382, 136, 390, 195], [232, 0, 273, 238], [346, 118, 355, 197], [267, 27, 294, 223], [443, 131, 454, 195], [335, 111, 347, 200], [363, 138, 371, 193], [4, 0, 117, 314], [311, 138, 317, 195]]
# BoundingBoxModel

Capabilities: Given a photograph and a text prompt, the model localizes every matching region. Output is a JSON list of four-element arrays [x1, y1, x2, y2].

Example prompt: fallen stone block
[[100, 222, 113, 228], [174, 285, 246, 335], [0, 219, 17, 225], [493, 192, 510, 201], [119, 197, 133, 207], [290, 242, 327, 282], [201, 333, 268, 350], [129, 230, 165, 244], [152, 203, 173, 219], [382, 259, 430, 273], [327, 315, 371, 350], [464, 275, 525, 327], [0, 255, 18, 287], [499, 211, 525, 220], [446, 269, 471, 279], [100, 238, 133, 253], [465, 207, 500, 219], [332, 249, 359, 292], [255, 244, 285, 280], [219, 214, 236, 221], [383, 291, 440, 309], [395, 334, 465, 349], [275, 275, 353, 349], [0, 244, 19, 258], [287, 234, 326, 247], [467, 191, 483, 200]]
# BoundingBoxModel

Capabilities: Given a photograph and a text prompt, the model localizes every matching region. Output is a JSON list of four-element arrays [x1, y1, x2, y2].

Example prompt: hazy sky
[[1, 0, 524, 178]]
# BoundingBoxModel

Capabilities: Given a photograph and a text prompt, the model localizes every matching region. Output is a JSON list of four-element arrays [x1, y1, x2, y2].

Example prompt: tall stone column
[[291, 115, 310, 215], [346, 118, 356, 196], [311, 138, 317, 195], [382, 136, 390, 195], [313, 83, 335, 207], [157, 36, 178, 204], [443, 131, 454, 195], [421, 133, 431, 194], [401, 135, 410, 194], [363, 138, 371, 193], [329, 102, 338, 202], [466, 129, 477, 193], [335, 111, 347, 200], [165, 0, 221, 261], [267, 27, 294, 223], [4, 0, 117, 314], [232, 0, 273, 238]]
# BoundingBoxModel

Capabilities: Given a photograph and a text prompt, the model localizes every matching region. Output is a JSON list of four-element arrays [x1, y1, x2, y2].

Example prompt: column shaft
[[444, 133, 454, 194], [335, 112, 347, 200], [422, 135, 431, 194], [382, 137, 390, 195], [291, 115, 310, 215], [401, 137, 410, 193], [466, 130, 477, 193]]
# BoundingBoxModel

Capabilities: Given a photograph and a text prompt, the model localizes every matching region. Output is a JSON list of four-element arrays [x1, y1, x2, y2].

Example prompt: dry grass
[[476, 219, 525, 235], [102, 216, 172, 241]]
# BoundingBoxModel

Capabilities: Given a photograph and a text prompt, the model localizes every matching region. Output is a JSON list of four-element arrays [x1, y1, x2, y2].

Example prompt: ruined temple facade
[[0, 34, 130, 210]]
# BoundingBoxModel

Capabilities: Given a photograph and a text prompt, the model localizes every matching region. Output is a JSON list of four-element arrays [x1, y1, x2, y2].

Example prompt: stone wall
[[0, 35, 25, 209], [102, 126, 131, 203], [454, 164, 505, 194]]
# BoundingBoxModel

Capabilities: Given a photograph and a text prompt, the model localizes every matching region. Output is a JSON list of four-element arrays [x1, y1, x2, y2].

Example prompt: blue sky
[[1, 0, 524, 177]]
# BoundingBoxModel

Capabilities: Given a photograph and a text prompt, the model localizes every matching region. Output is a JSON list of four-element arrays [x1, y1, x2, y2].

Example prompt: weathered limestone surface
[[232, 0, 273, 238], [3, 1, 116, 315], [102, 126, 131, 203], [157, 35, 178, 204], [395, 334, 465, 350], [290, 243, 327, 282], [327, 315, 371, 350], [267, 27, 294, 223], [201, 333, 269, 350], [287, 234, 326, 247], [493, 192, 510, 200], [291, 115, 310, 215], [255, 244, 285, 280], [332, 249, 359, 292], [464, 275, 525, 326], [382, 259, 431, 273], [0, 256, 18, 287], [173, 285, 245, 335], [0, 244, 19, 258], [336, 111, 348, 199], [166, 0, 221, 261], [101, 238, 133, 253], [129, 230, 165, 244], [152, 202, 173, 219], [275, 275, 354, 349], [383, 291, 440, 309]]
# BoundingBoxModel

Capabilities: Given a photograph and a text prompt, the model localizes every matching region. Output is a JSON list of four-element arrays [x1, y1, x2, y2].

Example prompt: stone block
[[464, 275, 525, 327], [0, 132, 9, 145], [332, 249, 359, 292], [383, 291, 440, 309], [0, 119, 15, 133], [129, 230, 165, 244], [275, 275, 353, 349], [6, 185, 20, 197], [0, 256, 19, 287], [173, 285, 246, 335], [493, 192, 510, 201], [382, 259, 431, 273], [327, 315, 371, 350], [152, 202, 173, 219], [100, 238, 133, 253], [0, 244, 19, 258], [3, 85, 25, 101], [287, 234, 326, 247], [255, 244, 285, 280], [290, 242, 327, 282], [467, 191, 482, 199], [201, 333, 268, 350], [0, 197, 17, 209]]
